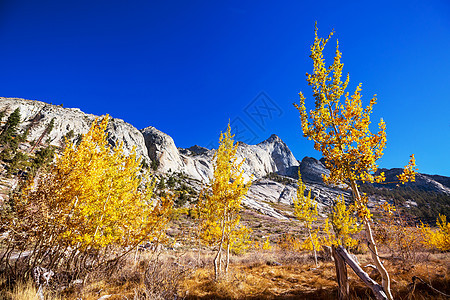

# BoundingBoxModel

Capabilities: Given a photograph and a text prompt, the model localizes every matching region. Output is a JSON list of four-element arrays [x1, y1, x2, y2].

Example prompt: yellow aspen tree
[[1, 116, 172, 276], [321, 197, 361, 251], [294, 24, 417, 300], [197, 123, 251, 280], [54, 116, 172, 249], [293, 171, 320, 266], [329, 196, 361, 249], [262, 236, 272, 251], [318, 196, 361, 299]]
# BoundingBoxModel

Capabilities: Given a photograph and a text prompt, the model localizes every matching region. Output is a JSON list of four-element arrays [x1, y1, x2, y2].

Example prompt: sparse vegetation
[[360, 183, 450, 224], [264, 172, 295, 185]]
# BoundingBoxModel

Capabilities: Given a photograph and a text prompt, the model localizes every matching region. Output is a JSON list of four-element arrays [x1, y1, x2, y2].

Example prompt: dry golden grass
[[180, 250, 450, 300], [2, 207, 449, 299], [0, 278, 62, 300], [2, 248, 448, 299], [60, 250, 195, 300]]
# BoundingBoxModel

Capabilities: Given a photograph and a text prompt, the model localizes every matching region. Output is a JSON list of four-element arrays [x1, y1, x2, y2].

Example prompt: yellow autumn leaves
[[420, 214, 450, 251], [293, 174, 360, 258], [197, 123, 252, 279], [294, 26, 388, 187], [14, 116, 172, 250], [294, 23, 417, 220], [293, 24, 419, 299]]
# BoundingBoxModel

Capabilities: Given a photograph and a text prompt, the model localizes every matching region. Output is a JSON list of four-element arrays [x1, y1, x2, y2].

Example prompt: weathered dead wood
[[336, 245, 387, 300], [332, 245, 349, 300]]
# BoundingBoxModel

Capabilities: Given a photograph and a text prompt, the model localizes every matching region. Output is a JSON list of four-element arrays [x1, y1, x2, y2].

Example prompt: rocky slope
[[0, 98, 149, 159], [373, 168, 450, 194], [141, 126, 299, 182], [1, 97, 449, 220]]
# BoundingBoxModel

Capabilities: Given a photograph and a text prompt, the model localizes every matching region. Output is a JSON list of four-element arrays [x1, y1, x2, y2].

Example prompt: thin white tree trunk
[[225, 242, 230, 276], [350, 180, 393, 300], [214, 242, 222, 281], [308, 228, 318, 267], [214, 210, 227, 280], [364, 220, 393, 300]]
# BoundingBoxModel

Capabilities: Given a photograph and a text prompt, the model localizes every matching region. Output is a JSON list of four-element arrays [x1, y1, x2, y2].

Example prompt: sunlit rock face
[[0, 97, 149, 160], [298, 157, 330, 183], [232, 134, 299, 180], [141, 129, 300, 182], [2, 97, 448, 220]]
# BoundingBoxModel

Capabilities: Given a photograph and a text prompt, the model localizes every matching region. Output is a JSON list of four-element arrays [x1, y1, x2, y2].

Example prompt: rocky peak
[[187, 145, 209, 155], [140, 126, 183, 173], [299, 157, 330, 183], [262, 134, 282, 143], [254, 134, 299, 177]]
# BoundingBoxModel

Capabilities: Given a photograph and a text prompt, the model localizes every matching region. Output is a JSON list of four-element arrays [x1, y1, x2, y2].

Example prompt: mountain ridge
[[1, 97, 449, 220]]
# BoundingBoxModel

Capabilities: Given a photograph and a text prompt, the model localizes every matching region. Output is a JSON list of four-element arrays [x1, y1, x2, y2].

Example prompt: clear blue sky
[[1, 0, 449, 176]]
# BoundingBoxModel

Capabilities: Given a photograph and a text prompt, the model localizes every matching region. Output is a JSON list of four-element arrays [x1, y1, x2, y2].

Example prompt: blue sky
[[1, 0, 449, 176]]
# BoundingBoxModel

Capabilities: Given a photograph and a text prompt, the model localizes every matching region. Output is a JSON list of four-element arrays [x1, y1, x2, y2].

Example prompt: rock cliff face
[[1, 97, 449, 220], [140, 124, 299, 182], [141, 126, 184, 173], [140, 126, 214, 181], [298, 157, 330, 183], [0, 98, 149, 160], [235, 135, 299, 179], [374, 168, 450, 194]]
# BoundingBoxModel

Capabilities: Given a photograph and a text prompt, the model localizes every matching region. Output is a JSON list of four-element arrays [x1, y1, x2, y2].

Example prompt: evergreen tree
[[0, 109, 6, 123], [0, 108, 21, 145], [158, 176, 166, 190], [7, 152, 28, 177], [30, 145, 55, 175], [0, 108, 22, 162]]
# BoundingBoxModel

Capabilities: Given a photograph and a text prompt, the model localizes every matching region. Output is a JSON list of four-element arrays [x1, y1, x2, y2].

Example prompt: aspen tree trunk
[[224, 214, 232, 276], [364, 220, 393, 299], [225, 242, 230, 276], [214, 239, 223, 280], [197, 226, 201, 267], [332, 246, 349, 300], [214, 211, 227, 280], [350, 181, 393, 300], [308, 228, 318, 267]]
